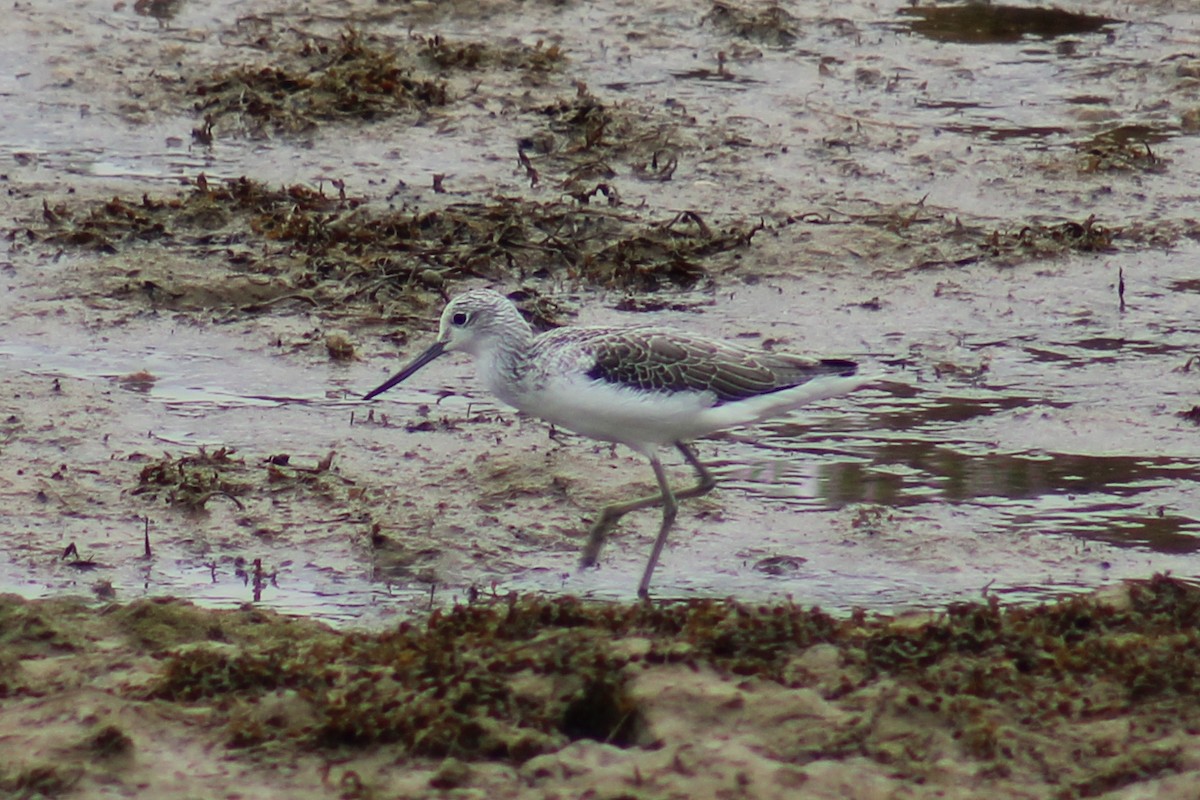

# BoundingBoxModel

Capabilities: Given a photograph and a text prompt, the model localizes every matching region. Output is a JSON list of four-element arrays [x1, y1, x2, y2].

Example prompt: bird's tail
[[708, 371, 878, 430]]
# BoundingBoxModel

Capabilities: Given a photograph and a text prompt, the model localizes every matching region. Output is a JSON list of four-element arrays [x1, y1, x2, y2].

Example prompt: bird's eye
[[451, 311, 469, 326]]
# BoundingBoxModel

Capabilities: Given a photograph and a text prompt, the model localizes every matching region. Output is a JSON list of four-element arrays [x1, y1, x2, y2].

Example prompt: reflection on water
[[828, 443, 1198, 504], [730, 377, 1200, 560], [897, 4, 1118, 45], [858, 390, 1057, 430]]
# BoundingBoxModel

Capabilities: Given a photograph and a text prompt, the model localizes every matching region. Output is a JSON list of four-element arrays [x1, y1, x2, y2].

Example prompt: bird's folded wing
[[580, 329, 857, 404]]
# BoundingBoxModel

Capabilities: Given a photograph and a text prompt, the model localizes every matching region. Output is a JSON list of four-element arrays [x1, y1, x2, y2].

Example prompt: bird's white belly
[[508, 377, 718, 452]]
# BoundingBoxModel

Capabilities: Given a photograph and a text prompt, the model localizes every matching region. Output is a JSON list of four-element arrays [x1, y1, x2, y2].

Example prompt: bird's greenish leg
[[579, 442, 717, 598]]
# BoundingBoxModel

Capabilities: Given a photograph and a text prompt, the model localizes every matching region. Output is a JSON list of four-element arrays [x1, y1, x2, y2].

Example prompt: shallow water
[[1, 0, 1198, 624]]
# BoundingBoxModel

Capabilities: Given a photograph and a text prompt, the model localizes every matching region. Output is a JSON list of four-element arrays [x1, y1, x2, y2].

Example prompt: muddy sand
[[2, 0, 1200, 797]]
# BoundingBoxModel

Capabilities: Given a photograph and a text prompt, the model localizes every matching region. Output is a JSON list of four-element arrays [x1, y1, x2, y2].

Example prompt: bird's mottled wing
[[578, 329, 856, 404]]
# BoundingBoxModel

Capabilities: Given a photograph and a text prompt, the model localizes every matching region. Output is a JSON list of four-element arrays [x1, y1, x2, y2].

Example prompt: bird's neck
[[476, 322, 535, 405]]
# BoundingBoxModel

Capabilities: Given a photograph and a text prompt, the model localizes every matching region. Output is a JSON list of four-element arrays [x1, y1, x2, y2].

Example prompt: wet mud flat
[[1, 0, 1196, 614], [2, 0, 1200, 796]]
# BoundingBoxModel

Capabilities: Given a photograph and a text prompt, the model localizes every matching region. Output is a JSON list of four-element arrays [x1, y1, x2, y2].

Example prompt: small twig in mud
[[236, 291, 322, 314], [517, 147, 540, 188], [341, 273, 410, 303], [805, 99, 923, 131], [143, 516, 152, 559], [570, 183, 621, 207], [234, 557, 276, 602], [633, 149, 677, 181], [194, 490, 246, 510], [895, 194, 930, 231], [664, 209, 712, 238], [1118, 266, 1127, 313], [352, 408, 396, 428], [61, 542, 99, 569]]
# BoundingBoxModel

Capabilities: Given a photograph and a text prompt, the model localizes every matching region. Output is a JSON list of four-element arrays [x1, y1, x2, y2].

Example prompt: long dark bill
[[363, 341, 447, 400]]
